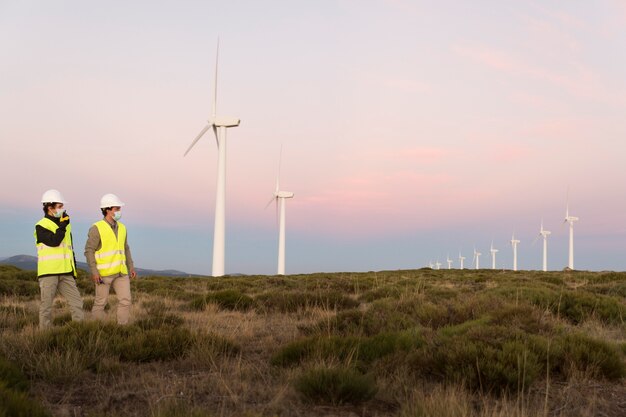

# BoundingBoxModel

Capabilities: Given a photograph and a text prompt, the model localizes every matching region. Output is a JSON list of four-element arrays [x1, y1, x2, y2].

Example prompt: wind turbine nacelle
[[277, 191, 294, 198], [212, 117, 240, 127]]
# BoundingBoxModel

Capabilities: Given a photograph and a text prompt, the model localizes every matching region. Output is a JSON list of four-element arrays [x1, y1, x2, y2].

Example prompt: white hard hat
[[41, 189, 66, 204], [100, 193, 125, 208]]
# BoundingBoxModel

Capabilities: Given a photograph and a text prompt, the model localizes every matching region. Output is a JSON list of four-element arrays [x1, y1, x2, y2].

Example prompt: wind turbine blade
[[264, 196, 275, 209], [277, 143, 283, 193], [183, 124, 210, 156], [213, 37, 219, 119]]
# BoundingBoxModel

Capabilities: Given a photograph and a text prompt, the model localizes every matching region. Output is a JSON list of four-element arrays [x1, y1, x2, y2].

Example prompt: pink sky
[[1, 1, 626, 273]]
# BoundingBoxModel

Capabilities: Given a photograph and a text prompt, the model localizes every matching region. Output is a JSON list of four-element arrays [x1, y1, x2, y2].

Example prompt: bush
[[0, 384, 51, 417], [52, 312, 72, 326], [295, 367, 377, 405], [256, 290, 359, 313], [3, 321, 238, 381], [134, 313, 185, 331], [0, 355, 29, 392], [552, 333, 625, 380], [272, 330, 424, 367], [189, 290, 255, 312]]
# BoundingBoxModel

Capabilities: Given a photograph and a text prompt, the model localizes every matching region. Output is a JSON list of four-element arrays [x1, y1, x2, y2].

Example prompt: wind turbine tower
[[490, 242, 498, 270], [266, 149, 294, 275], [538, 220, 551, 272], [459, 252, 466, 270], [510, 234, 520, 271], [564, 201, 579, 270], [435, 260, 442, 270], [184, 39, 240, 277], [446, 255, 453, 270]]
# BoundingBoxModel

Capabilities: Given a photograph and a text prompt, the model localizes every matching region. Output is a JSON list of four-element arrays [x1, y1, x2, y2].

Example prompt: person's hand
[[130, 269, 137, 279], [60, 212, 70, 224], [92, 274, 103, 284]]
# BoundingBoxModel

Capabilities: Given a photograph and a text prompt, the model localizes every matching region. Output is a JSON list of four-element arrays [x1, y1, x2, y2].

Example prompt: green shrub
[[52, 312, 72, 326], [294, 367, 377, 405], [0, 383, 51, 417], [256, 290, 358, 313], [272, 330, 423, 367], [134, 313, 185, 331], [552, 333, 625, 380], [0, 356, 29, 392], [116, 327, 195, 362], [189, 290, 255, 311], [410, 324, 542, 394]]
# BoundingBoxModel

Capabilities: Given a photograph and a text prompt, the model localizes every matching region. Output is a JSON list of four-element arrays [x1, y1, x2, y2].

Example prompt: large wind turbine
[[490, 242, 498, 270], [183, 39, 240, 277], [435, 260, 442, 270], [446, 255, 453, 270], [534, 220, 551, 272], [458, 252, 466, 270], [564, 199, 579, 270], [510, 234, 520, 271], [266, 149, 294, 275]]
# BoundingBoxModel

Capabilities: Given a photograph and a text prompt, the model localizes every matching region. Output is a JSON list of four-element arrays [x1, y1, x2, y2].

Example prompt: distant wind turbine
[[533, 220, 551, 272], [446, 255, 453, 270], [266, 147, 294, 275], [183, 39, 240, 277], [435, 260, 442, 270], [458, 252, 466, 270], [564, 194, 579, 270], [490, 242, 498, 270], [473, 248, 481, 270], [510, 234, 520, 271]]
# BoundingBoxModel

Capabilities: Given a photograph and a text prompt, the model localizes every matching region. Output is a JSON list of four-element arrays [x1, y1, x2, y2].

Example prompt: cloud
[[454, 43, 621, 105]]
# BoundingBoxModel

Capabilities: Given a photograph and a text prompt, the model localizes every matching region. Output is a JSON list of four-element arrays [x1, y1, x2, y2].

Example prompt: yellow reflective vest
[[34, 218, 76, 277], [94, 220, 128, 277]]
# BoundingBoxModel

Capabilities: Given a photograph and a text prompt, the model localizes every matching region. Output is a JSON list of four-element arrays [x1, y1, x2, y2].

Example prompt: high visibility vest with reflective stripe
[[34, 218, 76, 277], [94, 220, 128, 277]]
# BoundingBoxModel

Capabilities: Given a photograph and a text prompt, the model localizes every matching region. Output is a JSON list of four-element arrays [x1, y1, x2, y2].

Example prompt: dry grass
[[0, 266, 624, 416]]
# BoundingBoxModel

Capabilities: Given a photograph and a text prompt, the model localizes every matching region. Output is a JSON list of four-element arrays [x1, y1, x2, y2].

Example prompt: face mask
[[53, 208, 65, 218], [113, 211, 122, 221]]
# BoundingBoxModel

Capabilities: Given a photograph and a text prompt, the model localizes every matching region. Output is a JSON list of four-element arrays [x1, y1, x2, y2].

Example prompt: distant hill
[[0, 255, 199, 277]]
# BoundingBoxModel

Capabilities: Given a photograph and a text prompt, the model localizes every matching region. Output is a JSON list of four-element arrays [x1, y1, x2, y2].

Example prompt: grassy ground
[[0, 264, 624, 416]]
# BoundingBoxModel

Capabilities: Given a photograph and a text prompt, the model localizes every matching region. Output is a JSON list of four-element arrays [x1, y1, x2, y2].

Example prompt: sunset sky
[[2, 0, 626, 274]]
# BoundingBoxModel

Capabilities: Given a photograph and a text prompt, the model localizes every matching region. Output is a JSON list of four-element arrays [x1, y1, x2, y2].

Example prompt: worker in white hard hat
[[34, 189, 84, 329], [84, 193, 136, 325]]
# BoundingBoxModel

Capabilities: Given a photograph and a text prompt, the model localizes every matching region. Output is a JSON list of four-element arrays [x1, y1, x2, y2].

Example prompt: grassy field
[[0, 265, 624, 417]]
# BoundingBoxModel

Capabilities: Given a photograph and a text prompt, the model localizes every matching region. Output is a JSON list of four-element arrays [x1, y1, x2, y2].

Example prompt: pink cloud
[[454, 43, 621, 105]]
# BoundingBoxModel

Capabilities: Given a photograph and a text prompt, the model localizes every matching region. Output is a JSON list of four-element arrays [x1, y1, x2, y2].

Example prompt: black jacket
[[35, 214, 77, 278]]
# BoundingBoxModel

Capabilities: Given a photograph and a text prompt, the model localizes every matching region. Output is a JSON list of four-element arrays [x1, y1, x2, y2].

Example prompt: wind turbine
[[446, 255, 453, 270], [533, 220, 551, 272], [472, 248, 481, 270], [183, 39, 240, 277], [510, 234, 520, 271], [490, 242, 498, 270], [435, 260, 442, 270], [266, 148, 294, 275], [428, 261, 434, 269], [458, 252, 466, 270], [564, 196, 579, 270]]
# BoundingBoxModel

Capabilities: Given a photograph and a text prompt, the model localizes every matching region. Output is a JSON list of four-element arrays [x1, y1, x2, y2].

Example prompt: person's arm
[[84, 225, 102, 282], [125, 235, 136, 278], [35, 222, 67, 247]]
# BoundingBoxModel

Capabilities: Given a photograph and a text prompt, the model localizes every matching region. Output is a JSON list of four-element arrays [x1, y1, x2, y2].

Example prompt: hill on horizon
[[0, 254, 198, 277]]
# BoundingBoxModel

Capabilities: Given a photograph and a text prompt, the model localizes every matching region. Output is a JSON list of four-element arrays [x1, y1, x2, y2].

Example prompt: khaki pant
[[92, 275, 132, 325], [39, 275, 84, 329]]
